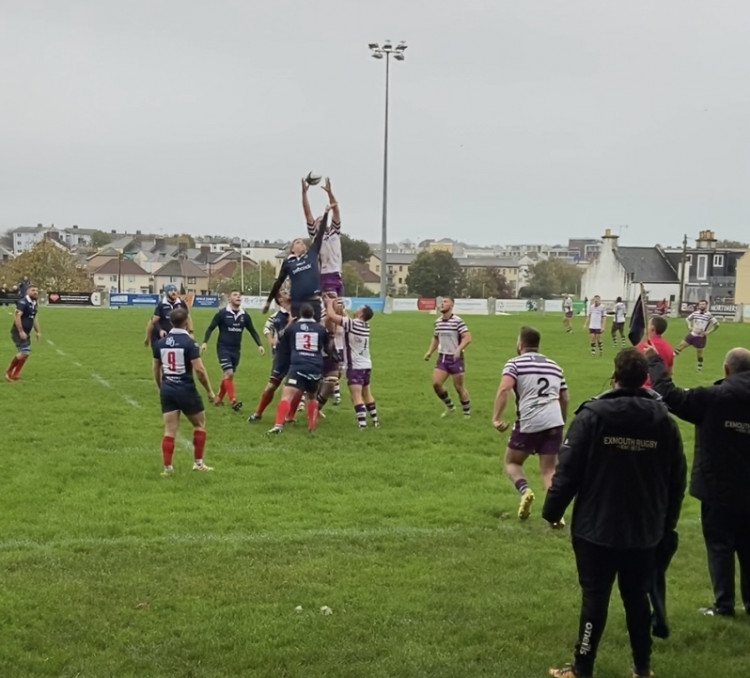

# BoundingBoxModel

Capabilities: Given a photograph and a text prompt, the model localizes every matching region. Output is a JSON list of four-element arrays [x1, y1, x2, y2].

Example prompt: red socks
[[306, 399, 319, 431], [256, 389, 275, 416], [161, 436, 175, 466], [216, 382, 226, 403], [224, 377, 236, 402], [6, 357, 18, 376], [275, 400, 291, 427], [193, 430, 206, 461], [287, 391, 304, 420]]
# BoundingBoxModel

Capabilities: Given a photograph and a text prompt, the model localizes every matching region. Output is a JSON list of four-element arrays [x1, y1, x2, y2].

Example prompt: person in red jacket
[[637, 316, 673, 388]]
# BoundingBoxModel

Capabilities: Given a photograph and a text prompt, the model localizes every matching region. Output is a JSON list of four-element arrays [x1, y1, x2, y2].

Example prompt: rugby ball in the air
[[305, 171, 322, 186]]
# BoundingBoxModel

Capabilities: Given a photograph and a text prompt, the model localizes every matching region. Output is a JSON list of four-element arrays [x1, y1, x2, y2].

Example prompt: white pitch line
[[91, 373, 111, 388], [123, 396, 141, 408], [73, 361, 82, 368], [55, 348, 66, 356], [46, 339, 55, 346]]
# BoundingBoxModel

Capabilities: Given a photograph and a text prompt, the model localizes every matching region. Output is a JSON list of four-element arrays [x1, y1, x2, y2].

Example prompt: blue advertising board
[[192, 295, 221, 308], [344, 297, 385, 311], [109, 293, 160, 307]]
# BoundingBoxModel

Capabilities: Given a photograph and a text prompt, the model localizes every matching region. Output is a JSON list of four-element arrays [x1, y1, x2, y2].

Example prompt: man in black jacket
[[647, 346, 750, 617], [544, 349, 686, 678]]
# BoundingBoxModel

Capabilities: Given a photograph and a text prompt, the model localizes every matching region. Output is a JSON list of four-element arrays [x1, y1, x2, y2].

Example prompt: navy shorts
[[10, 328, 31, 354], [291, 298, 322, 323], [160, 387, 204, 416], [217, 347, 240, 372], [271, 353, 290, 381], [286, 367, 321, 394]]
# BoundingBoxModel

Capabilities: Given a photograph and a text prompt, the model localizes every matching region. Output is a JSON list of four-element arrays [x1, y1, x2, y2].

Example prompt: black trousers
[[701, 502, 750, 613], [572, 538, 655, 676]]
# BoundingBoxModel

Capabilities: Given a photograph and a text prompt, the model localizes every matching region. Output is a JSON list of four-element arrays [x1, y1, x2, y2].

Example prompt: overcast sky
[[2, 1, 749, 247]]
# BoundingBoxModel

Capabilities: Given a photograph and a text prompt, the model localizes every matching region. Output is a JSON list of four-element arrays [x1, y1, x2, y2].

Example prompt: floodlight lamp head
[[393, 53, 405, 61], [396, 42, 407, 51], [368, 42, 379, 50], [382, 40, 393, 50], [371, 51, 384, 59]]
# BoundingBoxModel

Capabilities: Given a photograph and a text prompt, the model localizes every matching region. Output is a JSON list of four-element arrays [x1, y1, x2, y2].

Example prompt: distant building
[[581, 229, 679, 304], [345, 260, 381, 296], [91, 258, 151, 294]]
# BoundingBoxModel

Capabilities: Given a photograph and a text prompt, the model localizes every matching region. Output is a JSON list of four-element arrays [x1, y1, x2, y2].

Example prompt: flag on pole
[[628, 292, 647, 345]]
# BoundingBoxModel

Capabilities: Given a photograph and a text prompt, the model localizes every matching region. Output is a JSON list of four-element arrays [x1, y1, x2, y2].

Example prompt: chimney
[[178, 242, 188, 252], [601, 228, 619, 253], [111, 229, 116, 234], [696, 229, 717, 250], [155, 238, 166, 251], [136, 230, 142, 235], [72, 225, 78, 230]]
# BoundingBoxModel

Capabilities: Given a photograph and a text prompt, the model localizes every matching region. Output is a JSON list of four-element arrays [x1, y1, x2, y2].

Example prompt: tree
[[518, 259, 582, 299], [214, 261, 277, 295], [406, 251, 463, 297], [340, 234, 372, 264], [463, 267, 514, 299], [341, 263, 377, 297], [2, 240, 92, 292], [91, 230, 112, 248], [715, 240, 749, 249]]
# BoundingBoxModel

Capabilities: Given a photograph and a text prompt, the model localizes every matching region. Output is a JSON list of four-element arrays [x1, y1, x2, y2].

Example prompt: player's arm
[[263, 265, 288, 314], [309, 210, 329, 256], [153, 358, 162, 388], [559, 386, 569, 422], [302, 178, 315, 228], [201, 311, 221, 354], [320, 178, 341, 228], [186, 309, 194, 336], [323, 296, 345, 326], [646, 353, 710, 424], [191, 356, 215, 401], [454, 329, 472, 358], [584, 311, 591, 329], [13, 308, 28, 340], [685, 313, 694, 330], [144, 312, 160, 345], [424, 336, 439, 361], [492, 374, 516, 430], [32, 316, 41, 340], [706, 316, 719, 335], [244, 315, 265, 354], [263, 317, 277, 350], [542, 409, 592, 524]]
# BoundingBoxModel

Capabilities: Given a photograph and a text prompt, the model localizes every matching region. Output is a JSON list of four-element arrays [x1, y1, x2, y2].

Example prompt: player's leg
[[673, 339, 689, 356], [249, 375, 282, 421], [589, 331, 597, 356], [619, 325, 626, 347], [228, 353, 242, 410], [269, 384, 301, 433], [6, 349, 26, 381], [349, 382, 367, 429], [696, 347, 704, 372], [160, 410, 179, 475], [504, 446, 535, 519], [611, 324, 618, 348], [617, 547, 656, 677], [185, 409, 212, 471], [538, 430, 565, 528], [8, 331, 31, 379], [452, 372, 470, 417], [363, 382, 379, 427], [305, 379, 320, 432], [700, 502, 736, 615], [596, 330, 603, 355], [432, 367, 455, 414]]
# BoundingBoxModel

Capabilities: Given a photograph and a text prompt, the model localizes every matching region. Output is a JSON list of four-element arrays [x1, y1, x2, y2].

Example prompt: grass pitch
[[2, 307, 749, 677]]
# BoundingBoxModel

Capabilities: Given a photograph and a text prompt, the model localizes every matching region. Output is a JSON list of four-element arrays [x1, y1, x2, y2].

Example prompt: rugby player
[[585, 295, 606, 356], [5, 284, 40, 381], [562, 294, 574, 333], [611, 296, 627, 348], [493, 326, 568, 524], [144, 284, 192, 347], [153, 308, 216, 474], [673, 300, 719, 372], [201, 290, 265, 411], [304, 177, 344, 298]]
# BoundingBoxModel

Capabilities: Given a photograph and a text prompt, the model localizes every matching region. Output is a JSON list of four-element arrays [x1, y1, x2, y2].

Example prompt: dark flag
[[628, 294, 646, 345]]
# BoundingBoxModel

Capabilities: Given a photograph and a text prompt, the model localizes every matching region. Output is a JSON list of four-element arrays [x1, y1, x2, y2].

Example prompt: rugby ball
[[305, 171, 322, 186]]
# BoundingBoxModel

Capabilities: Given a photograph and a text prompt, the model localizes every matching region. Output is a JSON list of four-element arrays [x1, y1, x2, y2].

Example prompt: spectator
[[647, 346, 750, 617], [544, 349, 686, 678]]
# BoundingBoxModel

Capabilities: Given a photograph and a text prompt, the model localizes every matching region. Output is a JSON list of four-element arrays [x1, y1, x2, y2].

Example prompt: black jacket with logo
[[542, 388, 687, 549], [648, 356, 750, 512]]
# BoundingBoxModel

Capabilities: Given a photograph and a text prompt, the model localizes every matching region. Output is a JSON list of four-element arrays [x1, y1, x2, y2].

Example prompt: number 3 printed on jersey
[[295, 332, 319, 352]]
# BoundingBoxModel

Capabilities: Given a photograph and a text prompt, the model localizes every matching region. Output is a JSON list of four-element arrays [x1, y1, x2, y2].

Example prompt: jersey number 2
[[536, 377, 550, 397]]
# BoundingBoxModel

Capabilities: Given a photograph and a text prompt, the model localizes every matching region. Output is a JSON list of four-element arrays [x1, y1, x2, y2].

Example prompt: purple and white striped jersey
[[434, 314, 469, 355], [343, 317, 371, 369], [687, 311, 717, 336], [502, 353, 567, 433], [588, 304, 607, 330], [307, 220, 342, 275]]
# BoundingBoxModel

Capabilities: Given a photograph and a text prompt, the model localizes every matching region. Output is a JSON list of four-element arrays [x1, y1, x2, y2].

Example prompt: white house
[[91, 258, 152, 294], [581, 229, 680, 305]]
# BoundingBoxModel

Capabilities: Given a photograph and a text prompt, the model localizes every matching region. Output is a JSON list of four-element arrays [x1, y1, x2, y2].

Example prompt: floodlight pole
[[370, 41, 407, 304]]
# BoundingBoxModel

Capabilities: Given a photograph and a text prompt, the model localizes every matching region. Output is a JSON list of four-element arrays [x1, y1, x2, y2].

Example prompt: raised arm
[[302, 178, 315, 227], [323, 296, 345, 326], [320, 178, 341, 227], [647, 353, 710, 424], [309, 211, 329, 257]]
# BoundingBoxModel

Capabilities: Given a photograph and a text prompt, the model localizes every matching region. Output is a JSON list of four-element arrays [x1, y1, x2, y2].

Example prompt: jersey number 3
[[295, 333, 318, 352]]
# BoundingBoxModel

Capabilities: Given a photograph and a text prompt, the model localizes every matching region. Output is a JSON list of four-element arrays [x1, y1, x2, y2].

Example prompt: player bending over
[[201, 290, 265, 411], [673, 300, 718, 372], [424, 297, 472, 417], [248, 292, 292, 422], [6, 284, 40, 381], [325, 296, 378, 429], [585, 295, 606, 356], [153, 308, 215, 475], [267, 303, 327, 434], [493, 326, 568, 526]]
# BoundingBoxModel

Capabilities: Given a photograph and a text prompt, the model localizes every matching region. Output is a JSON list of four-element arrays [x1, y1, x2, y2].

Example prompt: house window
[[696, 254, 708, 280], [187, 277, 196, 284], [398, 277, 403, 284], [110, 275, 117, 282], [128, 275, 135, 283], [713, 254, 724, 267], [170, 276, 178, 283], [399, 265, 404, 272], [686, 254, 693, 265]]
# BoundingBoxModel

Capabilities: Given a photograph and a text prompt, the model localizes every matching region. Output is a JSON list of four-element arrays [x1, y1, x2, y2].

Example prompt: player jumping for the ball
[[673, 299, 719, 372], [424, 297, 472, 417]]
